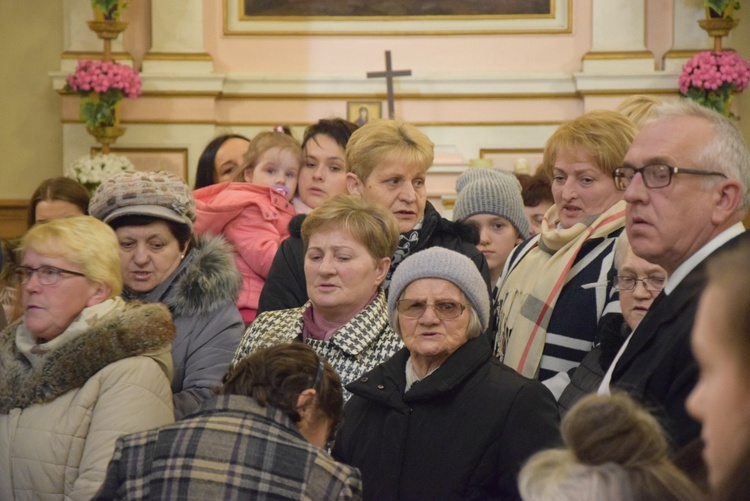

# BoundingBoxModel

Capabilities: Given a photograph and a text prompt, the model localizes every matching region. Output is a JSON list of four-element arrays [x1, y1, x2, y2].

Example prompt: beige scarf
[[496, 200, 625, 377]]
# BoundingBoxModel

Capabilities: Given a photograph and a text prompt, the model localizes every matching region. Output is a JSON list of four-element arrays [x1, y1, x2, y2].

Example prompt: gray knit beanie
[[453, 168, 529, 239], [89, 171, 196, 229], [388, 247, 490, 330]]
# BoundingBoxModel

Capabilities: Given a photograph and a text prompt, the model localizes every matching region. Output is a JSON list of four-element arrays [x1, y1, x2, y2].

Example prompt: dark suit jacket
[[610, 230, 749, 451]]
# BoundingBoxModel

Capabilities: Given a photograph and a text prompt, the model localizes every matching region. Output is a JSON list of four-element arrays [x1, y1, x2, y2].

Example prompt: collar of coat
[[258, 290, 392, 357], [346, 335, 492, 407], [0, 301, 175, 413], [124, 234, 242, 317]]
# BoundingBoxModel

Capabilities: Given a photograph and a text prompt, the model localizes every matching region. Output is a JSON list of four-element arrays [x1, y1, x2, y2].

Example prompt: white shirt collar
[[664, 222, 745, 295]]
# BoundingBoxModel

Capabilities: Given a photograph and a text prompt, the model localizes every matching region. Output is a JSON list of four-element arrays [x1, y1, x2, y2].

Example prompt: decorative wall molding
[[0, 200, 28, 240]]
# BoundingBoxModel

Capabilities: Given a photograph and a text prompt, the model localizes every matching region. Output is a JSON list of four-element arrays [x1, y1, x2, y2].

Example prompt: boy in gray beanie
[[453, 168, 528, 288]]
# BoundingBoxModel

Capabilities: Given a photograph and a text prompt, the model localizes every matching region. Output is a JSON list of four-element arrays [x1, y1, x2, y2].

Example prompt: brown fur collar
[[0, 301, 175, 413]]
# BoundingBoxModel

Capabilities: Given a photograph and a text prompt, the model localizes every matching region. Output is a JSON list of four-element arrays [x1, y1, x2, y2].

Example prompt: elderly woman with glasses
[[558, 232, 668, 413], [0, 217, 175, 501], [494, 110, 637, 399], [333, 247, 560, 500]]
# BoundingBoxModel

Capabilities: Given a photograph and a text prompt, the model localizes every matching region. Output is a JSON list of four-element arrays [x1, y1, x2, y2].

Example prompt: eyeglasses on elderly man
[[613, 163, 727, 191]]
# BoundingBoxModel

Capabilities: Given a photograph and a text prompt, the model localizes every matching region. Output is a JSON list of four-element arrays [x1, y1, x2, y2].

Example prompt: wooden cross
[[367, 50, 412, 119]]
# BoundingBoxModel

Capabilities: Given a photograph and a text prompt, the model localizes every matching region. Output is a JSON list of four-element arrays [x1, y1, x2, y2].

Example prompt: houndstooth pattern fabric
[[231, 291, 403, 399]]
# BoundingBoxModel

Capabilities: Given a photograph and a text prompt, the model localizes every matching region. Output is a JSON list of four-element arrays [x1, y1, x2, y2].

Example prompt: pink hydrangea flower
[[680, 50, 750, 116], [64, 60, 143, 99]]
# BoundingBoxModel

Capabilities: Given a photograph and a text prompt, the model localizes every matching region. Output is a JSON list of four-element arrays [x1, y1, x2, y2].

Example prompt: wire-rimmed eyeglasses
[[14, 265, 87, 286], [613, 275, 666, 293], [613, 164, 727, 191], [396, 299, 467, 320]]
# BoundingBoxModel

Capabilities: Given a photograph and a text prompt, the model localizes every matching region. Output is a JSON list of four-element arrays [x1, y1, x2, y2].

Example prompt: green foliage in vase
[[705, 0, 741, 18], [91, 0, 128, 21], [80, 89, 122, 130]]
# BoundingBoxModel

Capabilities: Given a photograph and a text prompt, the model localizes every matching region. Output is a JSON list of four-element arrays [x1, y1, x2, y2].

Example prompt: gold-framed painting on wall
[[225, 0, 570, 36]]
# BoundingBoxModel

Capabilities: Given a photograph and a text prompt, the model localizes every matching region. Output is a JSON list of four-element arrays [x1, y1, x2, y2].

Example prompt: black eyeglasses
[[15, 265, 87, 286], [613, 164, 727, 191], [396, 299, 466, 320], [613, 275, 666, 293]]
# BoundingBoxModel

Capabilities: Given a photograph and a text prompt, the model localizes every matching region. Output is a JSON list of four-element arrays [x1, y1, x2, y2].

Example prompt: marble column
[[664, 1, 714, 72], [582, 0, 654, 73], [142, 0, 213, 73]]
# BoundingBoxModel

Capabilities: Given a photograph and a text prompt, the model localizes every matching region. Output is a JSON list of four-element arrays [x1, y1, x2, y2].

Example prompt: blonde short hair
[[235, 131, 303, 181], [301, 194, 399, 262], [345, 120, 434, 183], [540, 110, 638, 180], [19, 216, 123, 298], [615, 95, 661, 129]]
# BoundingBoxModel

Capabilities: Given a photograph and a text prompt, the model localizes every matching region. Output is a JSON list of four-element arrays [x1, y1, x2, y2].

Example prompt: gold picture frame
[[226, 0, 571, 36], [347, 101, 383, 126]]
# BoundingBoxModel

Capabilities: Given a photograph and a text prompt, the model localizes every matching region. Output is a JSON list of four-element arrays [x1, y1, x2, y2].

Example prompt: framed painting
[[347, 101, 382, 126], [479, 148, 544, 174], [91, 147, 189, 181], [225, 0, 570, 36]]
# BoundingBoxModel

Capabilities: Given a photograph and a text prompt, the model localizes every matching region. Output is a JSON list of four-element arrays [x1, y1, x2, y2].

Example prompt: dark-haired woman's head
[[222, 343, 344, 447], [194, 134, 250, 189], [296, 119, 359, 210], [28, 177, 90, 228]]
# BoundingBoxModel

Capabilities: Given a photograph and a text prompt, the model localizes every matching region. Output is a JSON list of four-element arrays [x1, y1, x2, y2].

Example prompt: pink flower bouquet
[[65, 60, 142, 130], [680, 50, 750, 117]]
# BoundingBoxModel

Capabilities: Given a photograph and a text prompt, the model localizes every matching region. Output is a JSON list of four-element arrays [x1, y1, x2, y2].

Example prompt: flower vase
[[82, 94, 126, 152], [89, 0, 126, 62], [699, 6, 739, 51]]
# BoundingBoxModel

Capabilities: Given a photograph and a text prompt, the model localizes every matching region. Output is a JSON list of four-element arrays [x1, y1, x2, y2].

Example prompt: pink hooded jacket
[[194, 182, 294, 323]]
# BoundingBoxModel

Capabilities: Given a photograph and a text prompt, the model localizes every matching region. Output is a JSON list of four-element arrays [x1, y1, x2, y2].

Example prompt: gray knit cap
[[388, 247, 490, 330], [453, 168, 529, 239], [89, 171, 196, 230]]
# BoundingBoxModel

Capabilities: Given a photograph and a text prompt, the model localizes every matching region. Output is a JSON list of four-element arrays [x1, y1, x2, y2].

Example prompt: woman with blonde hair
[[495, 110, 637, 398], [519, 393, 703, 501], [258, 119, 490, 313], [232, 195, 403, 398], [0, 216, 175, 500]]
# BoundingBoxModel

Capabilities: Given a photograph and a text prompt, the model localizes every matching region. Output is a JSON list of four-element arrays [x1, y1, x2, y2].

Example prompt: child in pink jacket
[[194, 131, 302, 324]]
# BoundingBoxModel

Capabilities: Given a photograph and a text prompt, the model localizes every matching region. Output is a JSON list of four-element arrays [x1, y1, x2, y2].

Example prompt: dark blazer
[[332, 336, 561, 501], [258, 202, 490, 314], [609, 230, 749, 451]]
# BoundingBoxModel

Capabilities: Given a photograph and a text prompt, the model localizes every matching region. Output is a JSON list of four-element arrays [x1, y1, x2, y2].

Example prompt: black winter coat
[[609, 230, 750, 451], [332, 336, 561, 501], [258, 202, 490, 314]]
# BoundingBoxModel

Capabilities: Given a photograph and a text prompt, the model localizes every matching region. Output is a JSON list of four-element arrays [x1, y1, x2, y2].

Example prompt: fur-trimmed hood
[[133, 234, 242, 318], [0, 301, 175, 413]]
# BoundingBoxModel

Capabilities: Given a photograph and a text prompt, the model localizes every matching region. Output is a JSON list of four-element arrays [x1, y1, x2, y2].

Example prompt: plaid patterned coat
[[232, 291, 403, 399], [94, 395, 363, 500]]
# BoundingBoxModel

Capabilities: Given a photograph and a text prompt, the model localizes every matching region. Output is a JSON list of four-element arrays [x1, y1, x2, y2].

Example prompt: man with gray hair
[[598, 99, 750, 451]]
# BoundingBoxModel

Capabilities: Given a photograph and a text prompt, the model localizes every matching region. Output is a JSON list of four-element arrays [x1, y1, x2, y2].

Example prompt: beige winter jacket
[[0, 300, 176, 501]]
